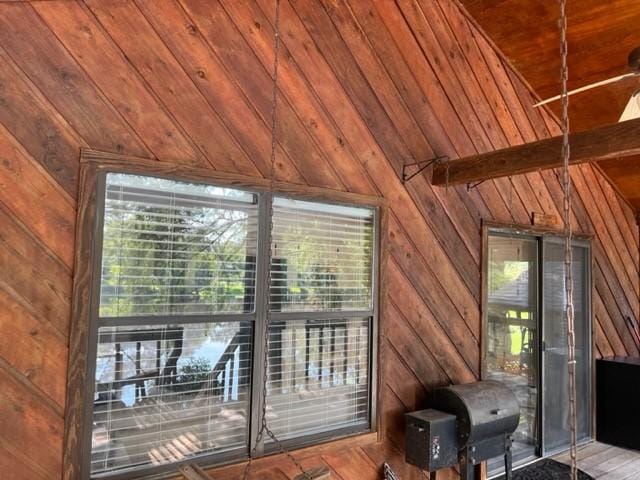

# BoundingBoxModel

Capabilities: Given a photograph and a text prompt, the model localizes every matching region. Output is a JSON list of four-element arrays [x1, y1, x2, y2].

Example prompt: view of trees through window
[[271, 198, 374, 313], [100, 174, 258, 317], [89, 173, 376, 477]]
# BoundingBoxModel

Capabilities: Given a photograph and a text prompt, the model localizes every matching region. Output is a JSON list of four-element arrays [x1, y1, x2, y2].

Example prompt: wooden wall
[[0, 1, 637, 479]]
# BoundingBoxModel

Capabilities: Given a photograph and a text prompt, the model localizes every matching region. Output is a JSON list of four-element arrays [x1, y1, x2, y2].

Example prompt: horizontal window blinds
[[89, 174, 376, 477], [265, 198, 374, 444], [265, 317, 370, 441], [100, 174, 259, 317], [270, 198, 374, 312], [91, 322, 252, 476]]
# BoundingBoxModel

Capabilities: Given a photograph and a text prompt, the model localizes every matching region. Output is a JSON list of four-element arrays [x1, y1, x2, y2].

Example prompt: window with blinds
[[86, 173, 377, 478], [265, 317, 370, 441], [270, 198, 374, 312], [100, 174, 258, 317], [266, 199, 374, 445], [92, 322, 252, 475]]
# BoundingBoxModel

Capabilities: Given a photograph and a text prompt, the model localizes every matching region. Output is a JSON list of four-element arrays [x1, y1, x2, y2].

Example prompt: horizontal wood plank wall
[[0, 1, 637, 479]]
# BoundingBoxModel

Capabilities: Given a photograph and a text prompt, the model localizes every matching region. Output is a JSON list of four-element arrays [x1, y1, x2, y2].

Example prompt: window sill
[[203, 431, 379, 479], [150, 431, 379, 480]]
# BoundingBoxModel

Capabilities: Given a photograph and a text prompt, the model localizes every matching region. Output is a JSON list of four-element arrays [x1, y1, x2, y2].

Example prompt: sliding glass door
[[486, 234, 539, 462], [541, 239, 592, 455], [485, 230, 592, 469]]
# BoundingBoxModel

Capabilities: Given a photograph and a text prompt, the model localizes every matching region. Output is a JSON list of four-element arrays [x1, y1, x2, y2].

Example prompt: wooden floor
[[554, 442, 640, 479]]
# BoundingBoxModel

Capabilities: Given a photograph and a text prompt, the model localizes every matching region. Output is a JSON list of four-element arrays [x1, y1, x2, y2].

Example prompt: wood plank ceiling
[[460, 0, 640, 214], [0, 1, 637, 479]]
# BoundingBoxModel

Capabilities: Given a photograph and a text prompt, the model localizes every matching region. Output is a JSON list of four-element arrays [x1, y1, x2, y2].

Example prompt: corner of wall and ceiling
[[450, 0, 639, 218]]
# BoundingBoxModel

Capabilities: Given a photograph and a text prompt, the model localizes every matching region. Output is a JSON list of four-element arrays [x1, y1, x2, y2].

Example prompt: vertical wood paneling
[[0, 1, 637, 478]]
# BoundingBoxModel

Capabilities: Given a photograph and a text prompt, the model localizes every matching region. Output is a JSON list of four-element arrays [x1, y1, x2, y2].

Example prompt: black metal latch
[[402, 156, 449, 184]]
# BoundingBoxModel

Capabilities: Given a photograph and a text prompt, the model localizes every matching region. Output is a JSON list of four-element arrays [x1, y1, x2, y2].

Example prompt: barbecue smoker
[[405, 380, 520, 480]]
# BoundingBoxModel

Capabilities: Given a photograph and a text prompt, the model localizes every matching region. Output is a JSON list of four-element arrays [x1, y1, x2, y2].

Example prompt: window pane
[[91, 322, 252, 476], [271, 198, 374, 312], [100, 174, 258, 317], [265, 317, 370, 441], [542, 241, 591, 452]]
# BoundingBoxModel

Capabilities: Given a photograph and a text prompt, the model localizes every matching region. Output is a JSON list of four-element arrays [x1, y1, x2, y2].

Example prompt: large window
[[86, 173, 378, 478]]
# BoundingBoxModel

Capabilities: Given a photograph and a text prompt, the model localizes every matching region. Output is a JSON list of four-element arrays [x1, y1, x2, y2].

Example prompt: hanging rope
[[242, 1, 311, 479], [559, 1, 579, 479]]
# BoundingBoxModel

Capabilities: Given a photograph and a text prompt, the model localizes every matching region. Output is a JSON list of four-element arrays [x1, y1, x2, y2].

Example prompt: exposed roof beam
[[431, 117, 640, 186]]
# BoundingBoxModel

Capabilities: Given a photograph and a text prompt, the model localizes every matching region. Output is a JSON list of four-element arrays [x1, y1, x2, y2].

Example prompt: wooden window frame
[[63, 149, 388, 480]]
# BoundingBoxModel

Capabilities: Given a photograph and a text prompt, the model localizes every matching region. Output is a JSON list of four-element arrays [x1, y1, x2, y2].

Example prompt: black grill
[[406, 380, 520, 480]]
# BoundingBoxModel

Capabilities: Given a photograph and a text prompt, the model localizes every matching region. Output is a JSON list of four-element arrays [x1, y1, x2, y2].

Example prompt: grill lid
[[427, 380, 520, 447]]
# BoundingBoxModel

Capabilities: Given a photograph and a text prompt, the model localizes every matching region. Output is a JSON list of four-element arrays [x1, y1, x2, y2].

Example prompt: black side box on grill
[[405, 409, 458, 471]]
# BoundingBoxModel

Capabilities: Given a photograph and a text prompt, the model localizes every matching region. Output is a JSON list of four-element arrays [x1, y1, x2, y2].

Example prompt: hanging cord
[[242, 1, 311, 478], [559, 1, 579, 479]]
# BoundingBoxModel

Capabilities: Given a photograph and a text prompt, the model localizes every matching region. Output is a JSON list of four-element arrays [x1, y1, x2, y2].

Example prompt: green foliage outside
[[100, 196, 253, 317], [99, 175, 375, 317], [272, 212, 373, 312], [173, 357, 213, 393]]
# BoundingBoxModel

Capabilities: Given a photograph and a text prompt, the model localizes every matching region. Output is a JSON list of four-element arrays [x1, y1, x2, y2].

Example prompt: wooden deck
[[91, 384, 367, 474], [554, 442, 640, 479]]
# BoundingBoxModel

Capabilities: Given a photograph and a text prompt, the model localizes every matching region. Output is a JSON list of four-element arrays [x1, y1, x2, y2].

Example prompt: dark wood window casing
[[64, 149, 387, 480]]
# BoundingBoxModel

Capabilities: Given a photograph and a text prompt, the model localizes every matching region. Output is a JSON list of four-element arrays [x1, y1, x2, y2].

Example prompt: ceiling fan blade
[[533, 72, 637, 107], [620, 90, 640, 122]]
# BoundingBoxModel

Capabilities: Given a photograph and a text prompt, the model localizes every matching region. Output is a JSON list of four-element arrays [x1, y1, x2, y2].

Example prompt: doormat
[[495, 458, 594, 480]]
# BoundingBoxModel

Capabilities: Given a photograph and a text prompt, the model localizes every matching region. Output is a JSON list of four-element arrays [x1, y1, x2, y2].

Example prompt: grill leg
[[504, 436, 513, 480], [459, 448, 475, 480]]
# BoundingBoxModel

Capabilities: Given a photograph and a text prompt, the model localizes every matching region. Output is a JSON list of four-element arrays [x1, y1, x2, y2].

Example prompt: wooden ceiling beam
[[431, 117, 640, 186]]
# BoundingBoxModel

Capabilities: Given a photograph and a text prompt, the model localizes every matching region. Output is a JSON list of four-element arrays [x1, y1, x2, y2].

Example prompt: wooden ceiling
[[461, 0, 640, 215]]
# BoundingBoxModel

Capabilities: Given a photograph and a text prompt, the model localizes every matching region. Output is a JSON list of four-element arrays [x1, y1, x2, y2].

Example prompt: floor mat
[[495, 458, 595, 480]]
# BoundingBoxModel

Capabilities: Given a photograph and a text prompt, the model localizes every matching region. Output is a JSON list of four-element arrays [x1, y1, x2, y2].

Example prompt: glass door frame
[[482, 228, 541, 465], [481, 222, 594, 466]]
